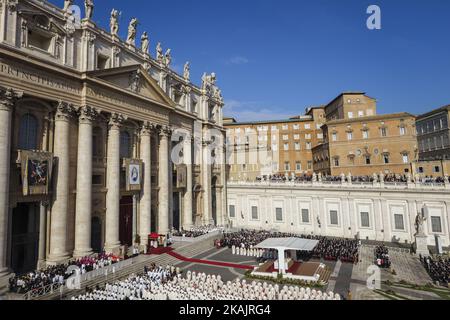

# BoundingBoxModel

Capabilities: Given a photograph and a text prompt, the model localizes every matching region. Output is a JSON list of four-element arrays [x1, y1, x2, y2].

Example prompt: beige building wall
[[315, 113, 418, 176]]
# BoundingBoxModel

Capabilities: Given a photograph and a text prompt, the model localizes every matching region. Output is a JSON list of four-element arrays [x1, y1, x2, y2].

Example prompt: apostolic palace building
[[0, 0, 227, 282]]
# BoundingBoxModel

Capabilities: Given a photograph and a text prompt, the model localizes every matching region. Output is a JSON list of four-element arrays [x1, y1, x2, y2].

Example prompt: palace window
[[306, 142, 312, 150], [307, 161, 312, 170], [294, 134, 300, 140], [251, 206, 258, 220], [329, 210, 339, 225], [282, 125, 289, 130], [120, 131, 131, 158], [296, 162, 302, 171], [400, 126, 406, 136], [284, 162, 290, 171], [360, 212, 370, 228], [365, 156, 371, 165], [18, 113, 38, 150], [275, 208, 283, 222], [394, 214, 405, 230], [383, 154, 390, 164], [358, 111, 364, 117], [229, 205, 236, 218], [304, 124, 311, 130], [294, 142, 301, 151], [402, 154, 409, 164], [431, 216, 442, 233], [362, 130, 369, 139], [333, 158, 340, 167], [284, 143, 289, 151], [301, 209, 310, 223], [283, 135, 289, 141], [380, 127, 387, 137], [293, 124, 300, 130], [348, 112, 354, 119], [347, 132, 353, 141], [317, 133, 323, 139], [332, 132, 337, 142], [305, 134, 311, 140]]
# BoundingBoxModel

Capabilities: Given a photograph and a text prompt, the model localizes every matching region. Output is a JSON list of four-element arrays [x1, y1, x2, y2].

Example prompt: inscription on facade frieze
[[0, 61, 81, 94], [86, 87, 169, 121]]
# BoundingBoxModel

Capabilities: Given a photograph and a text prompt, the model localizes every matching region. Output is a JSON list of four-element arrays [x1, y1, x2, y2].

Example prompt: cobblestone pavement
[[351, 245, 432, 285]]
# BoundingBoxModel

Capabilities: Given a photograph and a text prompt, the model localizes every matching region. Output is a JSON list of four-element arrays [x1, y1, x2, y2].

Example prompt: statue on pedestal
[[110, 9, 120, 36], [141, 32, 149, 54], [156, 42, 164, 63], [164, 49, 172, 67], [126, 18, 139, 46], [415, 210, 427, 236], [84, 0, 94, 20], [183, 62, 190, 81]]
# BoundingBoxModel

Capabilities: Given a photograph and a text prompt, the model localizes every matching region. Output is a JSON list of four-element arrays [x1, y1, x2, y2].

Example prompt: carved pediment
[[18, 9, 66, 36], [87, 65, 176, 109]]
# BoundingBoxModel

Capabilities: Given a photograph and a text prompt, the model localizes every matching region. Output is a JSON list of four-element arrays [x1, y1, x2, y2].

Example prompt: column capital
[[0, 87, 23, 111], [78, 105, 101, 123], [55, 101, 76, 121], [140, 121, 157, 136], [159, 125, 173, 138], [108, 112, 127, 130]]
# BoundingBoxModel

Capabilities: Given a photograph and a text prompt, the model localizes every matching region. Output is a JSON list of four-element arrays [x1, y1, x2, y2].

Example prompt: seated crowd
[[172, 225, 223, 238], [72, 265, 341, 300], [420, 255, 450, 286], [374, 245, 391, 269], [9, 253, 121, 294], [217, 230, 359, 263]]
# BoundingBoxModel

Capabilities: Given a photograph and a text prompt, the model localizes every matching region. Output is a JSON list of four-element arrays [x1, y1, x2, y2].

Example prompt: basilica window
[[394, 214, 405, 230], [93, 127, 104, 158], [431, 216, 442, 233], [18, 113, 38, 150], [229, 205, 236, 218], [120, 131, 131, 158]]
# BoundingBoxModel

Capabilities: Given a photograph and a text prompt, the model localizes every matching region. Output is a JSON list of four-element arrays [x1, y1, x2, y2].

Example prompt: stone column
[[37, 201, 48, 269], [202, 141, 212, 225], [73, 106, 99, 258], [139, 122, 153, 244], [105, 113, 126, 253], [158, 126, 171, 235], [183, 136, 194, 229], [0, 88, 21, 279], [47, 101, 74, 264]]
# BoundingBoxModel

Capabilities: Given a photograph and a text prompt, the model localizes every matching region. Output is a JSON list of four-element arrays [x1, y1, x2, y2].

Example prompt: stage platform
[[253, 260, 332, 284]]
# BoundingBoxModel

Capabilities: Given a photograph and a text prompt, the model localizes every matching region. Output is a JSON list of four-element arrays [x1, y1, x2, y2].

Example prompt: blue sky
[[50, 0, 450, 121]]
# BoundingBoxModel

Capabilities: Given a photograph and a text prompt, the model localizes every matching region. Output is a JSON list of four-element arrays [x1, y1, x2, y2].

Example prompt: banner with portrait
[[18, 150, 53, 196], [123, 159, 142, 191], [176, 164, 187, 189]]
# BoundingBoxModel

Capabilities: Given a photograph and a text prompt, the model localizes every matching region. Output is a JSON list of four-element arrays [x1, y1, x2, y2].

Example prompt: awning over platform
[[254, 238, 319, 251]]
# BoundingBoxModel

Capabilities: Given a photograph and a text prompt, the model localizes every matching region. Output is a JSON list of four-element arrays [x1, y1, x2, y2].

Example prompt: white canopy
[[254, 238, 319, 251]]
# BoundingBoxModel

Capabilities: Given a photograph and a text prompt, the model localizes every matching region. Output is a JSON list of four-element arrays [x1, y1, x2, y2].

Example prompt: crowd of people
[[374, 245, 391, 269], [72, 265, 341, 300], [172, 225, 224, 238], [255, 173, 448, 184], [217, 230, 360, 263], [420, 255, 449, 286], [8, 253, 121, 294]]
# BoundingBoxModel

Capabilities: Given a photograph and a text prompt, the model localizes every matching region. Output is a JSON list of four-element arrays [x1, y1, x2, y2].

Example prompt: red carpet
[[167, 251, 254, 270], [262, 261, 302, 274], [147, 247, 174, 255]]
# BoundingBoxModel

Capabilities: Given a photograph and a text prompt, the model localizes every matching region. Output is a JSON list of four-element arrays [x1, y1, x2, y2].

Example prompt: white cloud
[[227, 56, 249, 65], [224, 99, 293, 122]]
